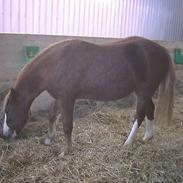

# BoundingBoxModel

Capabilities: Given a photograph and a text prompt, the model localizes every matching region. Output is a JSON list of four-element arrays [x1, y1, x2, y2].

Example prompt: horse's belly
[[78, 82, 134, 101]]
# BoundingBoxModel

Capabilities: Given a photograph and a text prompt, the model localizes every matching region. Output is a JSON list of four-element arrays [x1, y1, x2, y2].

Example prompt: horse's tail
[[155, 56, 175, 126]]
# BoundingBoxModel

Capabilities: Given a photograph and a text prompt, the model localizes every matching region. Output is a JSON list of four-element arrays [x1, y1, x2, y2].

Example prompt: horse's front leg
[[44, 99, 60, 145], [60, 97, 75, 155]]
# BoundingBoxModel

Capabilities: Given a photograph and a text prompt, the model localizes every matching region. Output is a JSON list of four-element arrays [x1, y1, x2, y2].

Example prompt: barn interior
[[0, 0, 183, 182]]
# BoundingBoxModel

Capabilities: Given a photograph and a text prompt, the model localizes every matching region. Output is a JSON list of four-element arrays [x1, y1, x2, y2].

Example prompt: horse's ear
[[3, 88, 16, 109]]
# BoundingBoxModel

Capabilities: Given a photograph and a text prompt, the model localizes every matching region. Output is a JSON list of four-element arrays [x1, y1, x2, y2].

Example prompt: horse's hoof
[[58, 147, 73, 156], [123, 140, 132, 146], [43, 137, 52, 145], [143, 134, 153, 141], [123, 142, 128, 146], [59, 152, 65, 157], [64, 147, 73, 155], [64, 149, 71, 155]]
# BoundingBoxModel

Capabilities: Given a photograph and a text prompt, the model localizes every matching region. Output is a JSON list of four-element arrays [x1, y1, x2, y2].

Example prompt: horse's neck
[[15, 86, 43, 110], [14, 73, 45, 109]]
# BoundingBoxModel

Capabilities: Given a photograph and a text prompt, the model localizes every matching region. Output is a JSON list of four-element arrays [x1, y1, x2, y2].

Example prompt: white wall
[[0, 0, 183, 40], [0, 33, 183, 112], [0, 33, 118, 111]]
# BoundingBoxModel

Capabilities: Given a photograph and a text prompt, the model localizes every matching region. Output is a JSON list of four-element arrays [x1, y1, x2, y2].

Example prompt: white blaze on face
[[3, 113, 10, 137]]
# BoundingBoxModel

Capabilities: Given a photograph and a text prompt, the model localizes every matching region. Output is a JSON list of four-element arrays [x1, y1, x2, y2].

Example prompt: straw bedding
[[0, 80, 183, 183]]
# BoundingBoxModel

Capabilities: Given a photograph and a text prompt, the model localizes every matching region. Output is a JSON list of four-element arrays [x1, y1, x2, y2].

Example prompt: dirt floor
[[0, 72, 183, 183]]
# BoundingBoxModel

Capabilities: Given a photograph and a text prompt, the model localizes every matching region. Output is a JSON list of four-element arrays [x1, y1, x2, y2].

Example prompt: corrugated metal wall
[[0, 0, 183, 40]]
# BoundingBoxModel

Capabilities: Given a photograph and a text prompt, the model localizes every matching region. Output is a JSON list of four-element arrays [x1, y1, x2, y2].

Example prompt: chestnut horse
[[1, 37, 175, 154]]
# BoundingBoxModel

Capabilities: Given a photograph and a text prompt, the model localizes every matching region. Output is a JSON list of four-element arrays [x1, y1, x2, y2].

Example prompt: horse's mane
[[15, 40, 82, 86]]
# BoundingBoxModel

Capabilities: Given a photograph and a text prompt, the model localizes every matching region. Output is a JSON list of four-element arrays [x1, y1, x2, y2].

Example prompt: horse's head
[[1, 88, 29, 139]]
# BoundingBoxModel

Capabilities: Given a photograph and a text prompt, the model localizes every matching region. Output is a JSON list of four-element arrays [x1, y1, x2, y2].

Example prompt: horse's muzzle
[[0, 119, 17, 139], [3, 128, 14, 139]]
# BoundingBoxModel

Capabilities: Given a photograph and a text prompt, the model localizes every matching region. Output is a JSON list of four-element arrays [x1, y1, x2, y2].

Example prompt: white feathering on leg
[[124, 120, 139, 146], [143, 118, 154, 141]]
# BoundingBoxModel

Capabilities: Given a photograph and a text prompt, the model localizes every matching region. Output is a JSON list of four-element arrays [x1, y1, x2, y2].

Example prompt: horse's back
[[23, 37, 170, 100]]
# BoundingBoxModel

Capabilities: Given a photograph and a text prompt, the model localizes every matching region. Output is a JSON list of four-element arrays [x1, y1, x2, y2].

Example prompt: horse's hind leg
[[124, 96, 146, 145], [143, 99, 155, 141], [125, 92, 156, 145], [124, 95, 155, 145], [44, 100, 60, 145]]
